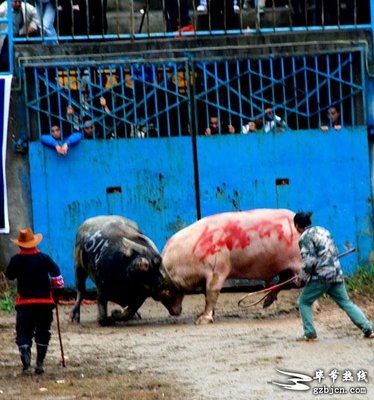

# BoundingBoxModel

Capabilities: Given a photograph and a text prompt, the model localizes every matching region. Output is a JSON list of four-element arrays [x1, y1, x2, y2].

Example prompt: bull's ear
[[134, 257, 150, 272]]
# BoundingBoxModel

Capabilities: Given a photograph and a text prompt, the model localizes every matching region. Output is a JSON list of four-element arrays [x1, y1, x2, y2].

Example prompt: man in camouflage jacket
[[293, 212, 373, 341]]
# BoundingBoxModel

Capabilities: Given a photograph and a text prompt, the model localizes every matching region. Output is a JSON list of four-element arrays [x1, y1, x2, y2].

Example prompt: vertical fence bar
[[315, 55, 321, 128], [258, 59, 265, 122], [133, 65, 140, 134], [203, 63, 209, 133], [359, 50, 366, 126], [247, 59, 254, 119], [349, 52, 355, 126], [141, 64, 148, 136], [270, 57, 275, 111], [151, 64, 160, 137], [338, 53, 344, 126], [291, 57, 299, 130], [213, 62, 221, 133], [225, 61, 232, 128], [280, 57, 287, 125], [236, 60, 243, 130], [326, 54, 332, 115], [34, 68, 42, 138], [302, 56, 310, 129], [173, 64, 181, 136], [162, 66, 170, 137]]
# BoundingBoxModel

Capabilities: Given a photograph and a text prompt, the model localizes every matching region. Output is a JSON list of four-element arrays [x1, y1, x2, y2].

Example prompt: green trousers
[[297, 280, 373, 337]]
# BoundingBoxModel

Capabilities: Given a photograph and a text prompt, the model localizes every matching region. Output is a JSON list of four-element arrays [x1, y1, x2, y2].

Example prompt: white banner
[[0, 74, 12, 233]]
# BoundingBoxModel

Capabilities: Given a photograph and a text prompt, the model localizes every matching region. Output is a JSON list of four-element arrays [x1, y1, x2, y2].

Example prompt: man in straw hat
[[5, 228, 64, 374]]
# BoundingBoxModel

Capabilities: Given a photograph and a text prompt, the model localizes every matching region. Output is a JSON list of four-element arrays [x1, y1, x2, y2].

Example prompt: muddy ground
[[0, 290, 373, 400]]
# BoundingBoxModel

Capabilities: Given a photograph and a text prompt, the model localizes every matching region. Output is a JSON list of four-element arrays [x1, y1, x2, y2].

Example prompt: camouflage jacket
[[297, 226, 344, 283]]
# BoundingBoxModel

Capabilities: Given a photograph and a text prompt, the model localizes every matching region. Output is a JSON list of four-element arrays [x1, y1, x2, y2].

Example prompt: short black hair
[[83, 116, 93, 124], [294, 212, 313, 228]]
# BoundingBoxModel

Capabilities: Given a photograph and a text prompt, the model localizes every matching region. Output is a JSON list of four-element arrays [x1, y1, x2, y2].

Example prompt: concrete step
[[106, 8, 291, 35]]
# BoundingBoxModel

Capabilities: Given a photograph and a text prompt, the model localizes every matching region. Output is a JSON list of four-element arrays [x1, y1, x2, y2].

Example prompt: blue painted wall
[[197, 128, 373, 275], [29, 138, 197, 286], [29, 127, 373, 286]]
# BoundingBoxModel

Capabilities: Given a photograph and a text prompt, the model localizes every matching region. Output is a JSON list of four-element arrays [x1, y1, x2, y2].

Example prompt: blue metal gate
[[24, 50, 372, 286]]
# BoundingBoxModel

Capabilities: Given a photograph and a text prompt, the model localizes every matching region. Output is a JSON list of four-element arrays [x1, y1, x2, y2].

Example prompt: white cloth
[[0, 1, 41, 49]]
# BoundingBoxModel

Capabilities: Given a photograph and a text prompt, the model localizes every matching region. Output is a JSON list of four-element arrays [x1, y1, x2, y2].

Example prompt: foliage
[[345, 265, 374, 296], [0, 288, 16, 313]]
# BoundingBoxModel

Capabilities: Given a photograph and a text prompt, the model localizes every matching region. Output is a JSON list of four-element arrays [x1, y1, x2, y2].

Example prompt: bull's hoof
[[69, 311, 80, 324], [111, 309, 123, 321], [98, 316, 115, 326], [111, 308, 137, 322], [195, 314, 214, 325], [263, 292, 278, 308]]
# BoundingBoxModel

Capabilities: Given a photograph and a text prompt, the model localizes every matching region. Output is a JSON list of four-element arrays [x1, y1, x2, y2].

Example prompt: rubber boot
[[35, 343, 48, 375], [18, 344, 32, 374]]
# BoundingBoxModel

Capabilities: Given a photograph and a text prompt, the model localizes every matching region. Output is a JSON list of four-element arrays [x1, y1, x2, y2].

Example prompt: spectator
[[5, 227, 65, 374], [197, 0, 239, 12], [163, 0, 194, 33], [35, 0, 58, 44], [82, 116, 104, 139], [263, 108, 287, 133], [320, 106, 341, 132], [41, 124, 82, 155], [57, 0, 87, 36], [87, 0, 107, 35], [241, 118, 263, 134], [205, 116, 235, 135], [65, 99, 110, 138], [199, 0, 236, 30], [0, 0, 41, 71], [66, 104, 80, 132], [291, 0, 308, 26], [293, 211, 374, 341], [96, 95, 130, 138]]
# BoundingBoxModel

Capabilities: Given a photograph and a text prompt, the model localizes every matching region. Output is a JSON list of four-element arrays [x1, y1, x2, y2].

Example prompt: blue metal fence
[[23, 50, 365, 139], [3, 0, 373, 44]]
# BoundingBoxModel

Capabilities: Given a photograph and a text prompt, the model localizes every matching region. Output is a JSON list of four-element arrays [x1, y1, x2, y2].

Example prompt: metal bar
[[236, 60, 243, 129], [280, 57, 287, 125], [338, 53, 344, 126], [315, 55, 321, 128], [292, 57, 299, 130], [302, 56, 310, 129]]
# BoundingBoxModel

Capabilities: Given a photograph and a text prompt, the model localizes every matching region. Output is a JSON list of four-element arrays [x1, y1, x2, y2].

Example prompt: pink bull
[[159, 209, 303, 324]]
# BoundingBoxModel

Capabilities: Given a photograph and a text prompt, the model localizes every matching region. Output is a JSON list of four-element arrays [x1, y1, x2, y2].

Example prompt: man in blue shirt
[[41, 124, 82, 156]]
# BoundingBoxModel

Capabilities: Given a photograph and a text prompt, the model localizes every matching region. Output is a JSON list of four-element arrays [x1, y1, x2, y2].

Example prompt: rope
[[237, 275, 297, 308], [237, 248, 356, 309]]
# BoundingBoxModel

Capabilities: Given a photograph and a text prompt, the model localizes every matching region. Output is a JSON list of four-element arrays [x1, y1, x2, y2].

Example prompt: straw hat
[[11, 228, 43, 248]]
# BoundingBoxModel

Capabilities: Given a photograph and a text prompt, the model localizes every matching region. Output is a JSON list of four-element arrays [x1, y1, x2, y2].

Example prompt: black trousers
[[15, 305, 54, 347]]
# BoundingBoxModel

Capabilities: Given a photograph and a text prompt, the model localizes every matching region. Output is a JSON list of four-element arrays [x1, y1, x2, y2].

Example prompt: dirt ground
[[0, 290, 373, 400]]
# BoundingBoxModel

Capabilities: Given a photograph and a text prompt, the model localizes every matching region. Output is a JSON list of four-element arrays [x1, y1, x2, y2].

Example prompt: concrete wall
[[0, 90, 32, 271]]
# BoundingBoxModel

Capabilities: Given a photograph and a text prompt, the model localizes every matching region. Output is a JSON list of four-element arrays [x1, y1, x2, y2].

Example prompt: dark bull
[[70, 215, 172, 325]]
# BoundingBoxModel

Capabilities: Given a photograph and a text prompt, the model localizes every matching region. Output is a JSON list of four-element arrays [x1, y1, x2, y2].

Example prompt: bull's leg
[[263, 268, 297, 308], [97, 290, 114, 326], [111, 298, 146, 322], [195, 271, 226, 325], [70, 266, 88, 323]]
